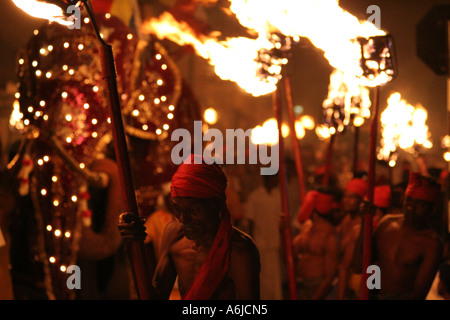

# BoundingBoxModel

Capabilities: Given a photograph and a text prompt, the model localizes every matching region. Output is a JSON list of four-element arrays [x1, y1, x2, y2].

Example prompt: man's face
[[404, 196, 434, 228], [342, 190, 362, 213], [171, 197, 220, 240]]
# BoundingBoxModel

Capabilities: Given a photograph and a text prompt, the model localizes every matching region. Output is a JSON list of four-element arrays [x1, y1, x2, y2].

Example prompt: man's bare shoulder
[[377, 213, 404, 229], [230, 227, 260, 258], [161, 219, 185, 246]]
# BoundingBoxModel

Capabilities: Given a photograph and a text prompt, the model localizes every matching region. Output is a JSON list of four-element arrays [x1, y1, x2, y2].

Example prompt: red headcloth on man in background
[[373, 185, 391, 209], [297, 189, 335, 224], [345, 178, 368, 198], [405, 172, 441, 204], [170, 154, 232, 300]]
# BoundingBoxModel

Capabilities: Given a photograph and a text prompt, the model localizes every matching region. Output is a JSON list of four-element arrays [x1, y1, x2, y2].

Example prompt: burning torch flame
[[142, 12, 278, 96], [12, 0, 78, 27], [378, 92, 432, 164], [10, 99, 24, 130], [323, 69, 371, 127], [142, 0, 389, 96], [250, 118, 290, 145], [229, 0, 387, 87]]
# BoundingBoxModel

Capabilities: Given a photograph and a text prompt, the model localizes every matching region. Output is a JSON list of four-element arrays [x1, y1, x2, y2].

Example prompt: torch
[[259, 32, 306, 202], [357, 34, 396, 300], [258, 32, 299, 299], [12, 0, 154, 300], [283, 76, 307, 201], [273, 87, 298, 300], [321, 99, 346, 186]]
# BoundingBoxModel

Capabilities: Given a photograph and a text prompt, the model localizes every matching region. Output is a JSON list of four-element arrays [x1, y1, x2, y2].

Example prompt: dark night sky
[[0, 0, 448, 176]]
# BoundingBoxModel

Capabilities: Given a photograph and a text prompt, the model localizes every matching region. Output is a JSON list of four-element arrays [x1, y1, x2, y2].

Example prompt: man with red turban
[[336, 177, 368, 299], [293, 186, 339, 300], [372, 172, 443, 299], [372, 185, 392, 228], [120, 154, 260, 300], [338, 184, 392, 299]]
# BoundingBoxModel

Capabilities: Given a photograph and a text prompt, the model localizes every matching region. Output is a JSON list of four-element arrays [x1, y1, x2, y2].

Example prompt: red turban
[[405, 172, 441, 203], [171, 154, 227, 199], [345, 178, 368, 198], [170, 154, 232, 300], [297, 190, 335, 223], [373, 185, 391, 208]]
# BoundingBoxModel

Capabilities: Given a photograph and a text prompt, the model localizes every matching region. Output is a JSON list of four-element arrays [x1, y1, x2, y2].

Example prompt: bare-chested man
[[336, 178, 367, 299], [372, 172, 443, 300], [120, 154, 260, 300], [293, 187, 339, 300]]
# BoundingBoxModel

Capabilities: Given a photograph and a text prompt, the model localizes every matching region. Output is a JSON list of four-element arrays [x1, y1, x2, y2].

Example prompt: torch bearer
[[12, 0, 154, 300], [357, 34, 396, 300]]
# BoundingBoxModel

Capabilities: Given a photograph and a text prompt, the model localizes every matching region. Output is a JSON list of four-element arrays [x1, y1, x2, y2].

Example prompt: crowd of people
[[120, 153, 450, 300]]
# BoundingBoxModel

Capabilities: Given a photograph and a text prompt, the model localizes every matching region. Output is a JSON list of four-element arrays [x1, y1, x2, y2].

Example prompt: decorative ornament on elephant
[[122, 35, 202, 216]]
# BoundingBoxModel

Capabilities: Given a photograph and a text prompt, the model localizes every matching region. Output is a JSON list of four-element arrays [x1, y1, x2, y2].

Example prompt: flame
[[229, 0, 387, 87], [10, 99, 24, 130], [323, 69, 371, 127], [12, 0, 77, 27], [142, 12, 278, 96], [379, 92, 432, 163], [142, 0, 389, 96], [250, 118, 290, 145], [315, 124, 332, 140], [299, 115, 315, 131]]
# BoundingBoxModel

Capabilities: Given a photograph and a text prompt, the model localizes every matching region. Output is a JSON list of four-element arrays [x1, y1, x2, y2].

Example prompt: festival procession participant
[[119, 154, 260, 300], [338, 184, 392, 299], [372, 172, 443, 300], [371, 185, 392, 228], [335, 178, 368, 300], [293, 187, 339, 300], [244, 173, 284, 300]]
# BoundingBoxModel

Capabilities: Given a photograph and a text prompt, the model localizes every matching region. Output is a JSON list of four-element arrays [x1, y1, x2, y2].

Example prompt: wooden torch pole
[[360, 85, 380, 300], [84, 0, 154, 300], [283, 76, 306, 202], [99, 44, 154, 301], [273, 87, 298, 300], [323, 134, 335, 186]]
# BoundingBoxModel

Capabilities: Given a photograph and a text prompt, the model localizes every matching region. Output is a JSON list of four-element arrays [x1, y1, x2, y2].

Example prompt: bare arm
[[337, 225, 361, 300], [407, 237, 442, 300], [152, 220, 182, 299], [230, 230, 261, 299]]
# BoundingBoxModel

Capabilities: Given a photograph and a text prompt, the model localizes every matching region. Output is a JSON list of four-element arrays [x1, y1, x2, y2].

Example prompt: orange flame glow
[[142, 12, 279, 96], [378, 92, 432, 165], [12, 0, 77, 27], [229, 0, 387, 87]]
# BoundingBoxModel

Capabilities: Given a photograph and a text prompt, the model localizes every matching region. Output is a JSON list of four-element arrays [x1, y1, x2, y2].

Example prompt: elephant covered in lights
[[9, 13, 200, 299]]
